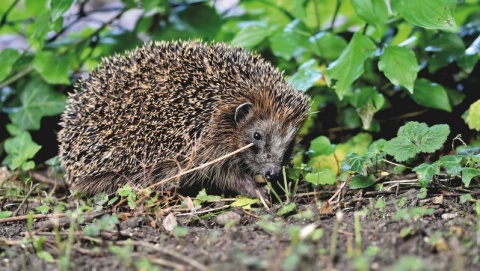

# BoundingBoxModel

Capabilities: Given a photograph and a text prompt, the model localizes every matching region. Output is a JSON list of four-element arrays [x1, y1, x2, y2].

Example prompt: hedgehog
[[58, 40, 310, 198]]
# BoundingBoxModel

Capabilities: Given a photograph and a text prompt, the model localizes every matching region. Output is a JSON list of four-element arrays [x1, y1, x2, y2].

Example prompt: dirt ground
[[1, 182, 479, 271]]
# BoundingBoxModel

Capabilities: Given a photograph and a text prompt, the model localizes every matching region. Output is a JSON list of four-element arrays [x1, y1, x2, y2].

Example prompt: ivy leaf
[[378, 45, 419, 93], [2, 131, 41, 170], [30, 12, 51, 49], [466, 99, 480, 131], [325, 32, 376, 100], [231, 25, 272, 48], [9, 80, 67, 130], [50, 0, 75, 22], [288, 59, 322, 91], [462, 168, 480, 187], [384, 122, 450, 162], [413, 162, 440, 187], [0, 49, 21, 82], [351, 0, 388, 33], [304, 169, 337, 186], [33, 51, 70, 85], [0, 211, 13, 219], [411, 79, 452, 112], [342, 153, 368, 175], [391, 0, 458, 32], [439, 155, 464, 176]]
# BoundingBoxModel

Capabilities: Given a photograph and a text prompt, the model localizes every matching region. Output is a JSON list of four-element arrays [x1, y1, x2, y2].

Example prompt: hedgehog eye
[[253, 132, 262, 141]]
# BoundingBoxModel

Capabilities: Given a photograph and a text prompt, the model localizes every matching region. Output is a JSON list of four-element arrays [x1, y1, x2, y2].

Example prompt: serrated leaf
[[466, 99, 480, 131], [325, 32, 376, 100], [439, 155, 464, 176], [308, 136, 335, 158], [0, 49, 21, 82], [351, 0, 388, 33], [350, 174, 375, 189], [33, 51, 70, 84], [2, 131, 41, 170], [231, 25, 271, 48], [309, 32, 347, 60], [391, 0, 457, 32], [304, 169, 336, 186], [384, 122, 450, 162], [378, 46, 419, 93], [50, 0, 74, 22], [413, 162, 440, 187], [461, 168, 480, 187], [9, 80, 66, 130], [288, 59, 322, 91]]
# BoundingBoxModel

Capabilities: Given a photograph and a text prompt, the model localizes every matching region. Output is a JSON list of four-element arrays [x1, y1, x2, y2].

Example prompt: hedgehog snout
[[265, 168, 281, 180]]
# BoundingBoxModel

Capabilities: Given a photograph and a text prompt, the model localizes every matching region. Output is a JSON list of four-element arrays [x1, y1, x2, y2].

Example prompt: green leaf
[[37, 251, 55, 263], [195, 189, 221, 202], [349, 175, 375, 189], [309, 32, 347, 60], [0, 49, 21, 82], [413, 162, 440, 187], [50, 0, 74, 22], [342, 153, 368, 175], [278, 202, 296, 216], [461, 168, 480, 187], [30, 12, 51, 49], [9, 80, 66, 130], [304, 169, 336, 186], [2, 131, 41, 170], [439, 155, 464, 176], [460, 194, 473, 203], [231, 197, 259, 209], [33, 51, 70, 84], [391, 0, 458, 32], [308, 136, 336, 158], [231, 25, 271, 48], [384, 122, 450, 162], [378, 45, 419, 93], [269, 20, 308, 60], [177, 5, 222, 38], [117, 184, 133, 197], [0, 211, 13, 219], [325, 32, 376, 100], [466, 99, 480, 131], [351, 0, 388, 33], [288, 59, 322, 91], [411, 79, 452, 112]]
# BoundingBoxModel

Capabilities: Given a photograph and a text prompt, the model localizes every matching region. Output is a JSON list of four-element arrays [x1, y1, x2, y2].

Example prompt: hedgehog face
[[234, 103, 299, 181]]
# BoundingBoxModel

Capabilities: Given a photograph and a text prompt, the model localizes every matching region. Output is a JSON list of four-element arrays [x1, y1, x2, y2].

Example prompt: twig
[[12, 183, 40, 217], [143, 143, 253, 191], [117, 240, 209, 271], [0, 213, 66, 224], [176, 205, 230, 217], [328, 181, 347, 203], [31, 172, 66, 188]]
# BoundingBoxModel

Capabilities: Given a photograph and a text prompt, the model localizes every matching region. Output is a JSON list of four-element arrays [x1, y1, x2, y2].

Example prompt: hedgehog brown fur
[[58, 40, 309, 198]]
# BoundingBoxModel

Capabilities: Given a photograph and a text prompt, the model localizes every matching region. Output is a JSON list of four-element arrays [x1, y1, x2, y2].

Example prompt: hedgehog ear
[[234, 102, 253, 125]]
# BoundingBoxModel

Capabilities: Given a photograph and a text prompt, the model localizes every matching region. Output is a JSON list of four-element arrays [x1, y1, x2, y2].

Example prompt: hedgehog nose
[[265, 169, 280, 180]]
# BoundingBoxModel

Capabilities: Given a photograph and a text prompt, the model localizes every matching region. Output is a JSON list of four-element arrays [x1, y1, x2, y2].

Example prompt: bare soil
[[1, 182, 479, 271]]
